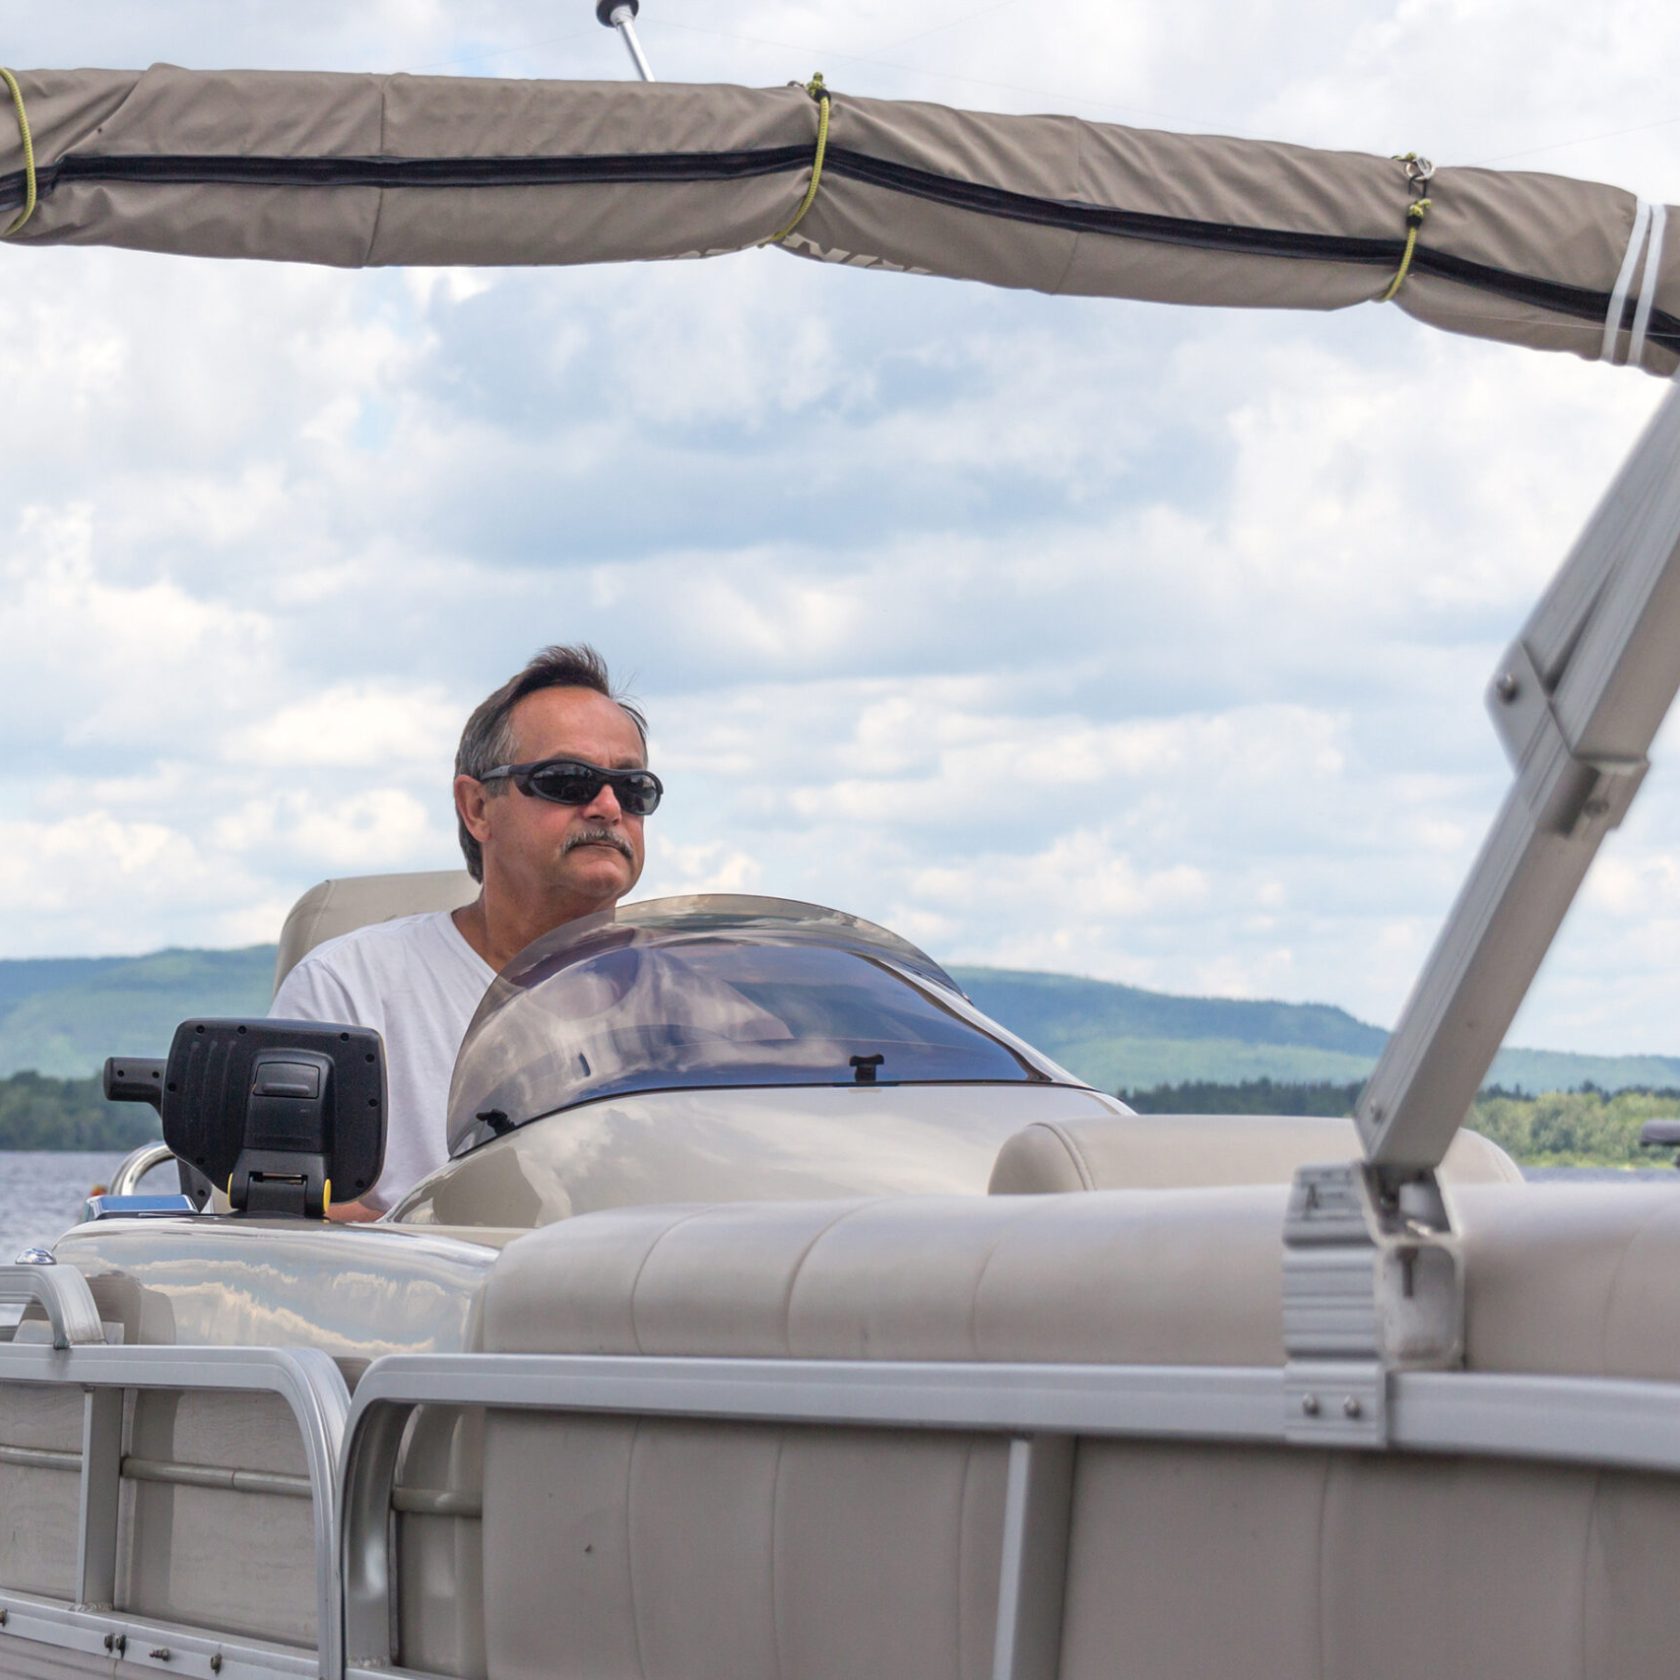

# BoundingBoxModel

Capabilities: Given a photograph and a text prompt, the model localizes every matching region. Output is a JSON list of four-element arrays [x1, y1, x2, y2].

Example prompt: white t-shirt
[[269, 910, 496, 1213]]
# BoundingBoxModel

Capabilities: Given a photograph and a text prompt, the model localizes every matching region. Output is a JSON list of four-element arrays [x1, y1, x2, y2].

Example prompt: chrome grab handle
[[109, 1140, 175, 1196], [0, 1258, 107, 1348]]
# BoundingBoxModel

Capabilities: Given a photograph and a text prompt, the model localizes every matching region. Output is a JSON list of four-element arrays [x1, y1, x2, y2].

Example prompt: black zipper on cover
[[4, 146, 1674, 354], [820, 149, 1680, 354], [2, 145, 815, 194]]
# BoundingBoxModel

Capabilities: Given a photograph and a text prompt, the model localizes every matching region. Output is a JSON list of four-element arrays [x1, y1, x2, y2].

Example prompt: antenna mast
[[596, 0, 656, 81]]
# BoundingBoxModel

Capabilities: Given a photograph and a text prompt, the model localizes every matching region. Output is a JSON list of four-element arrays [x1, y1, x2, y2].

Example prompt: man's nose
[[581, 780, 623, 820]]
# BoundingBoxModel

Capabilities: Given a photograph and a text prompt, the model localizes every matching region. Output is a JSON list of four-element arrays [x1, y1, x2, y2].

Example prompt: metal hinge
[[1487, 640, 1647, 838], [1282, 1161, 1463, 1446]]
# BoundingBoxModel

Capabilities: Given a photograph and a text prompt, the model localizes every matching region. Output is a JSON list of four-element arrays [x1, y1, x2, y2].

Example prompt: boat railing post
[[595, 0, 656, 81], [990, 1434, 1074, 1680], [341, 1395, 414, 1670], [75, 1388, 123, 1611]]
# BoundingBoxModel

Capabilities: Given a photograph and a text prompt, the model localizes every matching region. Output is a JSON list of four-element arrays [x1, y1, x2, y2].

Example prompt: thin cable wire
[[868, 0, 1032, 57], [1471, 112, 1680, 168]]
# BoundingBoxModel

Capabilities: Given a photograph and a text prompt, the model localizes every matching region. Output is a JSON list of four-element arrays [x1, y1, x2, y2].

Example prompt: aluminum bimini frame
[[1359, 379, 1680, 1180], [1274, 379, 1680, 1427]]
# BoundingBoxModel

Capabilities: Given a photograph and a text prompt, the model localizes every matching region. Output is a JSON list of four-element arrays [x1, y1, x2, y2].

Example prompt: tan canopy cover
[[4, 65, 1676, 375]]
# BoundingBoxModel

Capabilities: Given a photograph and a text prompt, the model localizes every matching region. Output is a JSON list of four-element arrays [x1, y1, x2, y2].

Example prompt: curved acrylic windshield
[[446, 894, 1076, 1156]]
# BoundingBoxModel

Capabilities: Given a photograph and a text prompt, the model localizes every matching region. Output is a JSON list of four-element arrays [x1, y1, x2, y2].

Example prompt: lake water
[[1, 1150, 136, 1260]]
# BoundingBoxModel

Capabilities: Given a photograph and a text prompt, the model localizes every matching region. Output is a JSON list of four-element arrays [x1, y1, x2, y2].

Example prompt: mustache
[[563, 826, 635, 861]]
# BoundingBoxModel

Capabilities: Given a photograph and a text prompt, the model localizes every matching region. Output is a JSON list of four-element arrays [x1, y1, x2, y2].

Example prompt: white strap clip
[[1602, 198, 1667, 368]]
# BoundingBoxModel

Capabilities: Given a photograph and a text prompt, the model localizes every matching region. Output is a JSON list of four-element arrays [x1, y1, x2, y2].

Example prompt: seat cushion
[[272, 869, 476, 993], [987, 1113, 1523, 1193], [478, 1180, 1680, 1378]]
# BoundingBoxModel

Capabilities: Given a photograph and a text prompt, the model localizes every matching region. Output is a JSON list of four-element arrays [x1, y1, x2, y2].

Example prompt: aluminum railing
[[0, 1260, 350, 1678], [339, 1348, 1680, 1680]]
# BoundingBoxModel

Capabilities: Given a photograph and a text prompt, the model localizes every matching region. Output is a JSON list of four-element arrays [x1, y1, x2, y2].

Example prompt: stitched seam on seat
[[1599, 1194, 1678, 1375], [625, 1206, 718, 1354], [971, 1195, 1083, 1360], [1047, 1121, 1098, 1190], [782, 1199, 894, 1353]]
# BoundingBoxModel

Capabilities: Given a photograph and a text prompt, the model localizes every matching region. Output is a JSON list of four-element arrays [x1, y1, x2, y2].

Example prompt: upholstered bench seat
[[478, 1179, 1680, 1378], [467, 1184, 1680, 1680]]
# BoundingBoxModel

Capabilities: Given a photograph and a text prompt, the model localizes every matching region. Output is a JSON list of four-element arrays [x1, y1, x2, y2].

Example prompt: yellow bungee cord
[[0, 68, 37, 237], [764, 74, 832, 247], [1381, 152, 1434, 302]]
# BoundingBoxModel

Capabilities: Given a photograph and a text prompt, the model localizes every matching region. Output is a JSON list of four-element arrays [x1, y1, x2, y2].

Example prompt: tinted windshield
[[447, 894, 1077, 1155]]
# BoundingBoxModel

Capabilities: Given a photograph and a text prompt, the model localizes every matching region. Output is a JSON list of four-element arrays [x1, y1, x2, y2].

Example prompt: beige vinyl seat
[[452, 1185, 1680, 1680], [272, 868, 477, 995], [987, 1111, 1525, 1192]]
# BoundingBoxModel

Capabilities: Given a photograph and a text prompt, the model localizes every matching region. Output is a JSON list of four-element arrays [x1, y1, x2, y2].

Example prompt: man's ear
[[455, 774, 494, 847]]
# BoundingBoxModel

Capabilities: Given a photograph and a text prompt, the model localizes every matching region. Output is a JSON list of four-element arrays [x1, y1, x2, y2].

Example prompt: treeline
[[1121, 1079, 1680, 1167], [8, 1066, 1680, 1166], [0, 1071, 162, 1151], [1123, 1078, 1366, 1116]]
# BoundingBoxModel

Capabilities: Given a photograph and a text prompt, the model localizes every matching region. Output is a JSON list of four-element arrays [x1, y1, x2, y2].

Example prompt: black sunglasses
[[479, 757, 663, 816]]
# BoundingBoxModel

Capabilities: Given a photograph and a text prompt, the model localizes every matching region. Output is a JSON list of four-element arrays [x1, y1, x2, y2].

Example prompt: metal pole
[[1356, 382, 1680, 1179], [596, 0, 656, 81]]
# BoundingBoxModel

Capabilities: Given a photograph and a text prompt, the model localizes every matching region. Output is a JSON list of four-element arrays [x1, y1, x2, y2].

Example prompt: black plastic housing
[[103, 1057, 165, 1110], [160, 1018, 387, 1216]]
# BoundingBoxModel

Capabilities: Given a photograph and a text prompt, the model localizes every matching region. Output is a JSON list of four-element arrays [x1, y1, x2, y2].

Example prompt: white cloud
[[639, 841, 764, 898], [2, 1, 1679, 1062], [0, 813, 264, 955], [211, 789, 445, 871], [224, 684, 461, 770]]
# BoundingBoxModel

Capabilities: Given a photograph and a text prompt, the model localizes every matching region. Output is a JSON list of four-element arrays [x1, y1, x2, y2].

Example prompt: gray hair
[[455, 644, 649, 882]]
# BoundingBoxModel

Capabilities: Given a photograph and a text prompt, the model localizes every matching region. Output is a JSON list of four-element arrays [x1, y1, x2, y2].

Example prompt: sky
[[2, 0, 1679, 1055]]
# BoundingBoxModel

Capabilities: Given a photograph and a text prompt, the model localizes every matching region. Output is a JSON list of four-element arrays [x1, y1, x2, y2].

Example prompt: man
[[271, 644, 658, 1219]]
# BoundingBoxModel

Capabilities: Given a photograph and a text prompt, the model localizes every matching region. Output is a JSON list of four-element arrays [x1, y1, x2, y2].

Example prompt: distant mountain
[[947, 966, 1680, 1096], [0, 948, 275, 1077], [1, 944, 1677, 1097]]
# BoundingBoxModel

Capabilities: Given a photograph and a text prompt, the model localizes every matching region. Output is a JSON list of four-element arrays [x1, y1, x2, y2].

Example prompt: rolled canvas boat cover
[[3, 65, 1677, 375]]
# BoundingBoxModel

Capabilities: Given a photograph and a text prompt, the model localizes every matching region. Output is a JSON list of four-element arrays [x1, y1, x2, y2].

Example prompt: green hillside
[[0, 955, 133, 1014], [952, 967, 1387, 1058], [0, 948, 274, 1077], [1, 944, 1678, 1098], [950, 965, 1680, 1095]]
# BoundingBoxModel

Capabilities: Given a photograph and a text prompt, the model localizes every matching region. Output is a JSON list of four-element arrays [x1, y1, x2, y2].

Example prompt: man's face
[[466, 686, 649, 916]]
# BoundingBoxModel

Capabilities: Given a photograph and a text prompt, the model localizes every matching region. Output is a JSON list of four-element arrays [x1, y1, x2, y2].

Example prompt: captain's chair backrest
[[273, 869, 479, 996], [988, 1112, 1525, 1192]]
